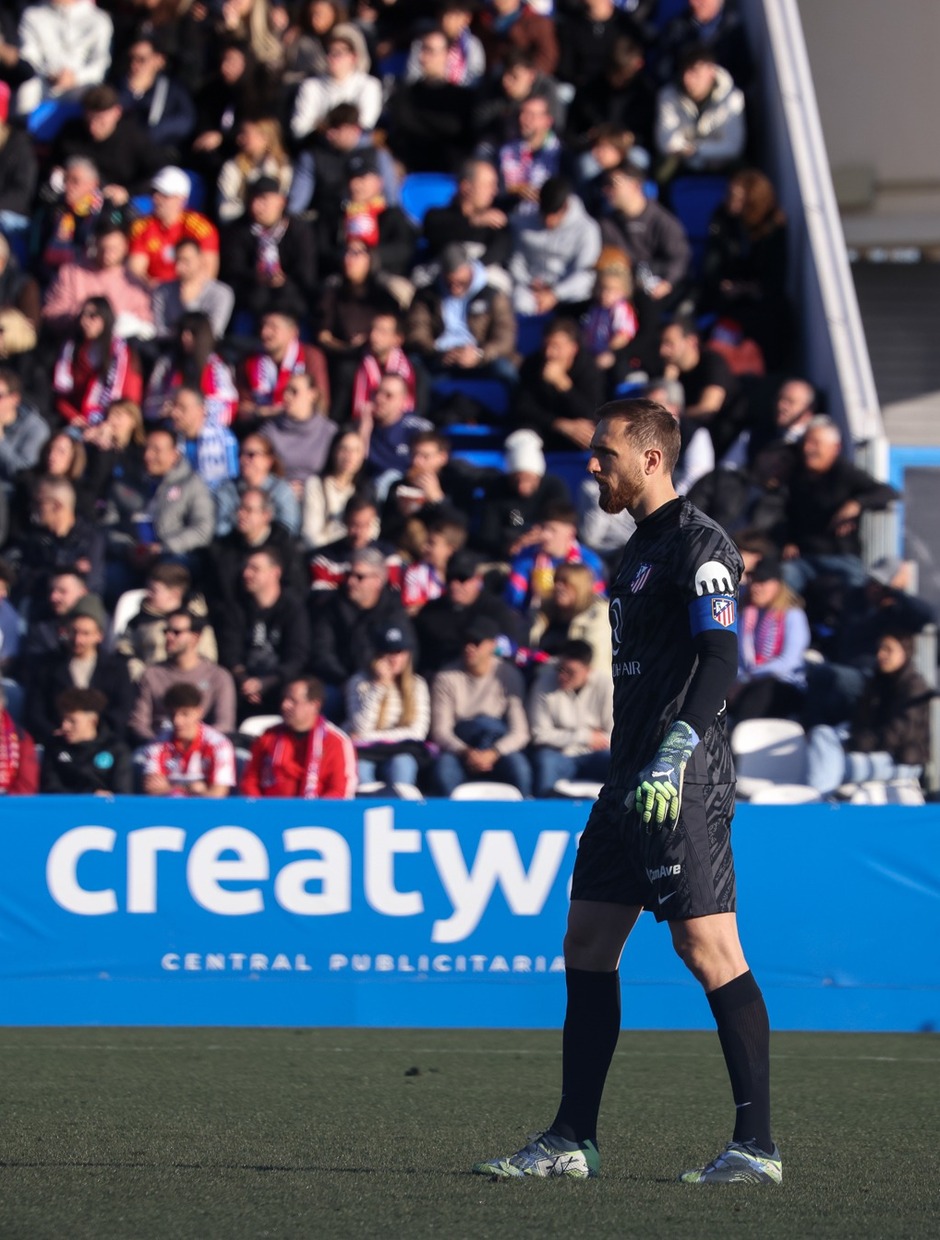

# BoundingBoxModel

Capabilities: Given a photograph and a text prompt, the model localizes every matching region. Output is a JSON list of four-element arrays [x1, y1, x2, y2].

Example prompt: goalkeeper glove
[[630, 720, 700, 829]]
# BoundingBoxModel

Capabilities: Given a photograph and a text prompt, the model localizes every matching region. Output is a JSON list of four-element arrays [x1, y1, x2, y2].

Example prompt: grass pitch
[[1, 1028, 936, 1239]]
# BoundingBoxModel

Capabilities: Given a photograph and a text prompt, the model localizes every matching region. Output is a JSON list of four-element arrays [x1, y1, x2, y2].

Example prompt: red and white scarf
[[351, 347, 415, 418], [245, 338, 302, 409], [742, 605, 786, 666], [345, 196, 386, 248], [54, 338, 132, 426], [266, 718, 327, 799], [0, 711, 20, 792]]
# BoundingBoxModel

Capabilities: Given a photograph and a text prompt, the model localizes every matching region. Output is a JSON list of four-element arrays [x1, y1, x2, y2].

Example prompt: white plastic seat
[[552, 779, 604, 800], [239, 714, 283, 738], [851, 779, 925, 806], [731, 719, 807, 796], [748, 783, 822, 805], [449, 782, 524, 801], [108, 588, 146, 648], [356, 781, 425, 801]]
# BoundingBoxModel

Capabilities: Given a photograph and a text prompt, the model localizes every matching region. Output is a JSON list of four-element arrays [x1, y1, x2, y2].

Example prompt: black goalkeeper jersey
[[606, 497, 743, 788]]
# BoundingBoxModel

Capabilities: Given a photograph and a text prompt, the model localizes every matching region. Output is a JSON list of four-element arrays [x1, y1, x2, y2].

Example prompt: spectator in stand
[[475, 428, 570, 560], [659, 316, 741, 457], [262, 373, 337, 488], [406, 243, 517, 381], [805, 631, 931, 796], [118, 31, 197, 160], [217, 117, 293, 224], [11, 431, 96, 536], [0, 369, 49, 488], [345, 625, 432, 788], [129, 609, 236, 744], [475, 0, 559, 77], [528, 560, 612, 664], [291, 24, 382, 141], [235, 433, 301, 537], [41, 686, 132, 795], [39, 157, 104, 279], [12, 476, 105, 611], [51, 86, 160, 203], [386, 27, 475, 174], [343, 149, 416, 280], [282, 0, 341, 83], [572, 122, 636, 221], [422, 160, 511, 270], [221, 176, 318, 323], [506, 500, 606, 613], [430, 613, 532, 797], [145, 312, 238, 429], [310, 493, 392, 595], [141, 682, 236, 799], [105, 426, 216, 578], [382, 430, 478, 545], [17, 566, 88, 661], [514, 317, 605, 451], [15, 0, 113, 117], [657, 0, 753, 91], [310, 547, 414, 701], [0, 681, 39, 795], [567, 35, 656, 156], [472, 48, 561, 158], [190, 36, 280, 187], [303, 430, 371, 552], [115, 561, 217, 684], [82, 396, 147, 507], [25, 595, 133, 747], [363, 375, 432, 495], [509, 177, 602, 316], [401, 511, 468, 615], [654, 44, 745, 183], [727, 555, 809, 723], [528, 637, 613, 797], [240, 676, 358, 799], [210, 485, 304, 620], [644, 377, 714, 496], [601, 159, 691, 306], [351, 312, 417, 423], [405, 0, 486, 87], [239, 309, 331, 425], [782, 417, 898, 594], [558, 0, 649, 92], [498, 94, 562, 215], [0, 558, 19, 674], [581, 248, 641, 389], [152, 240, 234, 343], [169, 387, 239, 500], [414, 550, 527, 677], [0, 310, 39, 410], [213, 0, 285, 76], [43, 219, 155, 343], [0, 236, 41, 332], [128, 167, 220, 287], [703, 170, 790, 370], [218, 547, 310, 720], [0, 82, 38, 243], [747, 377, 816, 466]]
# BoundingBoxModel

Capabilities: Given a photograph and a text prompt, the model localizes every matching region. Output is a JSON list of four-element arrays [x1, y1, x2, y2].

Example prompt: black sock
[[551, 968, 621, 1146], [707, 970, 773, 1154]]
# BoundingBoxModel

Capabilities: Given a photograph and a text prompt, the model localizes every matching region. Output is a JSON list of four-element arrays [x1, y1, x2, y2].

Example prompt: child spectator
[[40, 687, 132, 795], [142, 682, 236, 798], [401, 513, 468, 615], [581, 249, 639, 376]]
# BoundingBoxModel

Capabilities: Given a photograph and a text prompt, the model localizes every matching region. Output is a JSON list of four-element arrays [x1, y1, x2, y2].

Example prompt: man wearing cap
[[509, 177, 602, 316], [430, 613, 532, 797], [238, 310, 331, 426], [221, 176, 318, 321], [129, 166, 219, 287], [24, 595, 133, 748], [42, 214, 155, 338], [344, 148, 416, 278]]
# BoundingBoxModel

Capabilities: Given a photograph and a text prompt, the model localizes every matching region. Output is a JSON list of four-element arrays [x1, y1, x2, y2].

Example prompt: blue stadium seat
[[545, 451, 592, 497], [377, 49, 409, 82], [669, 175, 729, 273], [26, 100, 83, 142], [450, 448, 506, 470], [515, 313, 552, 358], [400, 173, 459, 229], [431, 375, 510, 417], [131, 174, 207, 219], [655, 0, 689, 29]]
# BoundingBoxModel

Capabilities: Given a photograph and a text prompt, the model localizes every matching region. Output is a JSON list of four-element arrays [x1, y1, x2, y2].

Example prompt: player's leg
[[669, 912, 780, 1185]]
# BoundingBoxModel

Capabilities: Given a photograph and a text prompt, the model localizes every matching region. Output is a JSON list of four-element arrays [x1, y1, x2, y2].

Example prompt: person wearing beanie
[[474, 428, 570, 560]]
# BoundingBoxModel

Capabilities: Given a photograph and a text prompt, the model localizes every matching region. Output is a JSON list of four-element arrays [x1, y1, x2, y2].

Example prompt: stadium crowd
[[0, 0, 933, 800]]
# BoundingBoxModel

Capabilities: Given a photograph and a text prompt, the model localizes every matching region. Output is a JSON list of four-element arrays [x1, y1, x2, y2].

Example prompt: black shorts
[[570, 782, 737, 922]]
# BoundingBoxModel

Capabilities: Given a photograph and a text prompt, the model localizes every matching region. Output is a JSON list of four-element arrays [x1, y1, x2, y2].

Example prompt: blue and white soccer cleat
[[472, 1131, 600, 1179], [679, 1139, 782, 1185]]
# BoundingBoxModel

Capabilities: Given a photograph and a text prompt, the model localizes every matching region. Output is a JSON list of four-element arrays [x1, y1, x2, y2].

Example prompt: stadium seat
[[239, 714, 283, 737], [731, 718, 807, 798], [108, 588, 146, 649], [545, 451, 592, 497], [669, 175, 729, 273], [26, 100, 83, 142], [516, 313, 552, 358], [431, 375, 510, 417], [449, 782, 525, 801], [655, 0, 689, 29], [849, 779, 925, 806], [450, 447, 506, 470], [747, 783, 823, 805], [356, 781, 425, 801], [553, 779, 604, 800], [400, 173, 458, 229]]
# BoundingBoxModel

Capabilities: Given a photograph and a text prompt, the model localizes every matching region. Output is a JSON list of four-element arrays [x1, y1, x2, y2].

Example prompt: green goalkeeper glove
[[630, 721, 700, 829]]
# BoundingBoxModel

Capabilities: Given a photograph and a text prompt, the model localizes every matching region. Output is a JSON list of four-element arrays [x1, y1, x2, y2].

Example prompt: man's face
[[236, 493, 272, 542], [373, 378, 407, 425], [544, 330, 579, 370], [327, 122, 362, 152], [70, 617, 102, 659], [0, 379, 18, 428], [425, 530, 453, 570], [775, 381, 813, 429], [60, 709, 98, 745], [146, 578, 183, 615], [542, 204, 567, 231], [589, 418, 648, 515], [153, 188, 185, 225], [170, 391, 204, 439], [260, 314, 295, 357], [348, 170, 383, 204], [346, 560, 384, 609], [462, 635, 495, 674], [502, 62, 537, 100], [368, 315, 400, 359], [682, 59, 717, 103], [128, 41, 162, 83], [444, 263, 473, 298], [346, 507, 377, 549], [97, 231, 128, 269], [418, 33, 448, 79], [557, 656, 591, 692], [64, 164, 99, 207], [164, 617, 198, 662], [85, 106, 121, 142], [171, 704, 203, 743], [243, 554, 278, 598], [144, 432, 178, 477], [175, 245, 200, 282], [519, 99, 552, 143], [802, 428, 840, 474], [326, 38, 357, 79], [660, 325, 691, 368], [411, 440, 447, 476], [448, 573, 482, 606], [463, 163, 498, 212], [540, 519, 576, 559], [250, 191, 285, 229], [281, 681, 319, 731], [441, 8, 470, 39], [50, 575, 85, 616], [690, 0, 724, 21]]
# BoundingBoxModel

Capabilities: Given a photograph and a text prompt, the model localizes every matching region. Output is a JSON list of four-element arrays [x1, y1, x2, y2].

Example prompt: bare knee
[[670, 916, 748, 991]]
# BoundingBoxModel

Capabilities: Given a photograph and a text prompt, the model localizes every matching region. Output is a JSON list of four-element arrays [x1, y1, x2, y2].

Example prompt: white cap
[[152, 166, 191, 199], [504, 429, 545, 477]]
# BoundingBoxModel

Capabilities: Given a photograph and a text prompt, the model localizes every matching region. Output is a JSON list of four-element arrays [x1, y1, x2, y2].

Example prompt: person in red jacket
[[0, 685, 39, 796], [240, 676, 358, 799]]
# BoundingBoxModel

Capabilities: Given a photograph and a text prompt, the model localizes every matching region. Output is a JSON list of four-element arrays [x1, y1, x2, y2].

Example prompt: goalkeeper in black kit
[[473, 398, 781, 1186]]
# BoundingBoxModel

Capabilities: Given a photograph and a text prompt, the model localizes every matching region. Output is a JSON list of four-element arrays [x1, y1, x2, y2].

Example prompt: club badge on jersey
[[689, 560, 738, 636]]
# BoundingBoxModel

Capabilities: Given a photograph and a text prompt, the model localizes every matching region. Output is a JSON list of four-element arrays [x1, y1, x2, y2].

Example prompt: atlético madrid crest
[[711, 597, 736, 627], [630, 562, 653, 593]]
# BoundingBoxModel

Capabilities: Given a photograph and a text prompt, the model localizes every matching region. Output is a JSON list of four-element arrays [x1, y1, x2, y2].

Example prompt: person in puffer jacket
[[654, 43, 745, 183]]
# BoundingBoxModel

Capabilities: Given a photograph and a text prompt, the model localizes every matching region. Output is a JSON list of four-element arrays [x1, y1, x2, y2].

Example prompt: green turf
[[1, 1028, 936, 1239]]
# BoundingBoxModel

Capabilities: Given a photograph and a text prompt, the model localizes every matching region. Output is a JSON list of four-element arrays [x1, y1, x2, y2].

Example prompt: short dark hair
[[677, 42, 717, 75], [167, 607, 206, 635], [164, 682, 203, 712], [0, 367, 22, 398], [345, 492, 378, 520], [666, 315, 699, 340], [540, 176, 570, 216], [291, 675, 325, 705], [595, 397, 682, 477], [560, 638, 594, 666], [539, 500, 578, 527], [0, 557, 15, 588], [410, 430, 449, 455], [148, 562, 191, 592], [57, 687, 107, 718], [247, 546, 284, 573], [326, 102, 360, 128], [545, 316, 581, 345]]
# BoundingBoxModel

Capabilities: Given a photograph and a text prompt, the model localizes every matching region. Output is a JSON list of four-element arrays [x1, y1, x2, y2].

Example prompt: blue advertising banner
[[0, 797, 937, 1031]]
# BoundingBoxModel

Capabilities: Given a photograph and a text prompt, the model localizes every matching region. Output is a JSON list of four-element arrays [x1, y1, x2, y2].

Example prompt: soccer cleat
[[679, 1140, 782, 1186], [472, 1131, 600, 1180]]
